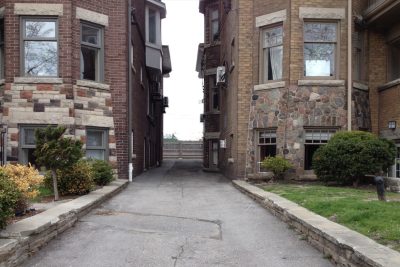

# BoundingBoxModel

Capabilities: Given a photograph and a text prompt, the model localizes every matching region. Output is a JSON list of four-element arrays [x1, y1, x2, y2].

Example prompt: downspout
[[128, 0, 133, 182], [347, 0, 353, 131]]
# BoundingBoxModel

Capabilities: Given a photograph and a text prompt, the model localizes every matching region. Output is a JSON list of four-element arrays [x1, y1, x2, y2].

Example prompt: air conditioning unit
[[216, 66, 226, 85], [220, 139, 226, 149], [163, 97, 169, 108], [200, 114, 205, 123]]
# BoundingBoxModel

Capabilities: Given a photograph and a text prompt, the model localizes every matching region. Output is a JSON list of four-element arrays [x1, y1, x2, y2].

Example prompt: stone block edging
[[232, 180, 400, 267], [0, 179, 128, 267]]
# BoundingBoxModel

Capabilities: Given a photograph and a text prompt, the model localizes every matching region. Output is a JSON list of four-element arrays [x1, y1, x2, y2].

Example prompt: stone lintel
[[76, 7, 109, 27], [204, 132, 220, 139], [254, 81, 285, 91], [299, 7, 346, 20], [76, 80, 110, 90], [353, 82, 369, 91], [298, 80, 345, 87], [378, 79, 400, 92], [14, 77, 63, 84], [14, 3, 63, 16], [256, 9, 287, 28]]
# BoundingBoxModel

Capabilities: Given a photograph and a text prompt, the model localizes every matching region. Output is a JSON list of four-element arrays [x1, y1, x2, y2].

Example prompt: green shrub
[[45, 160, 94, 196], [89, 160, 114, 186], [261, 156, 293, 180], [0, 171, 22, 229], [313, 131, 396, 185]]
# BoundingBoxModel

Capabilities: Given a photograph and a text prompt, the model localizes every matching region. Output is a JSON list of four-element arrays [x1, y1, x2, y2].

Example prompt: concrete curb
[[0, 179, 128, 267], [232, 180, 400, 267]]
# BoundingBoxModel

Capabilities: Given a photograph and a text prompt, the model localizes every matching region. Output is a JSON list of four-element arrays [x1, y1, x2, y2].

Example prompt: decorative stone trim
[[298, 80, 345, 87], [14, 77, 63, 84], [76, 7, 109, 27], [204, 132, 220, 139], [353, 82, 369, 91], [0, 180, 128, 267], [256, 9, 287, 28], [76, 80, 110, 90], [0, 7, 5, 18], [385, 177, 400, 193], [378, 79, 400, 92], [233, 180, 400, 267], [299, 7, 345, 20], [0, 79, 5, 86], [254, 81, 285, 91], [14, 3, 63, 16]]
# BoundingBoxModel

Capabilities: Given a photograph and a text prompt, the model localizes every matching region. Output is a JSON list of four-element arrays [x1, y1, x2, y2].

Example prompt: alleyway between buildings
[[23, 160, 332, 267]]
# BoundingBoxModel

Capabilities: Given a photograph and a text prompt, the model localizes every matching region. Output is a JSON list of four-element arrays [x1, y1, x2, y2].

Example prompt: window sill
[[254, 81, 286, 91], [76, 80, 110, 90], [378, 79, 400, 92], [298, 80, 345, 87], [14, 77, 63, 84], [205, 111, 220, 115], [0, 79, 5, 86], [353, 82, 369, 91]]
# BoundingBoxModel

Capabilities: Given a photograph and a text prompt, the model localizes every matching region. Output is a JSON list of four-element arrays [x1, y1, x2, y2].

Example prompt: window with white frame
[[19, 125, 46, 166], [258, 130, 277, 172], [86, 128, 108, 160], [261, 25, 283, 82], [210, 9, 219, 41], [304, 22, 337, 77], [389, 146, 400, 178], [22, 18, 58, 76], [80, 22, 104, 82], [304, 128, 336, 170]]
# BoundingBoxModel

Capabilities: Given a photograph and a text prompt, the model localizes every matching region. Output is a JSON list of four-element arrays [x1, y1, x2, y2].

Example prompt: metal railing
[[163, 141, 203, 159]]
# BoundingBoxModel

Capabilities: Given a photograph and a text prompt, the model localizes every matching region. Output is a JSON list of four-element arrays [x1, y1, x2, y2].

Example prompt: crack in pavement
[[172, 238, 187, 267]]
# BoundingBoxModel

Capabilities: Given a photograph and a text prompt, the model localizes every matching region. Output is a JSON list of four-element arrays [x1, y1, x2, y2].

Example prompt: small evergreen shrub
[[313, 131, 396, 185], [0, 171, 22, 229], [89, 160, 114, 186], [261, 156, 293, 180], [45, 160, 94, 196]]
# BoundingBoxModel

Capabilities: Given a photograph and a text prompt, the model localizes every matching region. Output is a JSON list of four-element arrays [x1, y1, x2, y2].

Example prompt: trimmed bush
[[89, 160, 114, 186], [45, 160, 94, 196], [0, 171, 22, 229], [313, 131, 396, 185], [261, 156, 293, 180]]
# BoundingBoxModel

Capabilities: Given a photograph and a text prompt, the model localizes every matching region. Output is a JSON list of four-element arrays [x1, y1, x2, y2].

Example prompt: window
[[389, 41, 400, 81], [210, 9, 219, 41], [354, 31, 364, 81], [258, 130, 277, 172], [22, 18, 58, 77], [304, 22, 337, 77], [209, 76, 219, 111], [261, 25, 283, 83], [80, 23, 103, 82], [148, 9, 157, 44], [304, 129, 336, 170], [19, 125, 46, 166], [86, 128, 108, 160], [389, 146, 400, 178], [0, 19, 4, 79]]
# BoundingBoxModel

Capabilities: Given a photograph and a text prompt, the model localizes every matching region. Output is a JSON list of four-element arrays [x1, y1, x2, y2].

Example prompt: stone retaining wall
[[385, 177, 400, 193], [0, 179, 128, 267], [233, 180, 400, 267]]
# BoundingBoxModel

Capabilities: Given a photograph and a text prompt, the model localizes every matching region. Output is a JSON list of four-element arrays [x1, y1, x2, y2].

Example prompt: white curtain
[[269, 46, 283, 80]]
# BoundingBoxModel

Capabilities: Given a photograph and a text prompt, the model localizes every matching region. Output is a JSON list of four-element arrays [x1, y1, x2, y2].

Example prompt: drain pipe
[[128, 0, 133, 182], [347, 0, 353, 131]]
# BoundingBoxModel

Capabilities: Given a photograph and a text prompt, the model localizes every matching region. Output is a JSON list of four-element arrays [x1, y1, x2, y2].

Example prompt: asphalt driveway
[[23, 159, 332, 267]]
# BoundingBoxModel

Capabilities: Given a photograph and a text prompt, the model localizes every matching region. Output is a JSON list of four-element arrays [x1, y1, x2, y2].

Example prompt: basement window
[[19, 125, 47, 167], [86, 128, 108, 160], [258, 130, 277, 172], [304, 129, 336, 170]]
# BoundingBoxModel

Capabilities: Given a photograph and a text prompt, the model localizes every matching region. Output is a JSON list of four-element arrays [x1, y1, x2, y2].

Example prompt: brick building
[[0, 0, 171, 179], [197, 0, 400, 179]]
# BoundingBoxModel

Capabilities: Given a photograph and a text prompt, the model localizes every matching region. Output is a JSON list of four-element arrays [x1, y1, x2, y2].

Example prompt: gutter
[[347, 0, 352, 131], [128, 0, 133, 182]]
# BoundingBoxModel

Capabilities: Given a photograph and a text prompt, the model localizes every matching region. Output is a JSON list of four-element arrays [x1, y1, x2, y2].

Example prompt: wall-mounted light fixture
[[388, 121, 397, 130]]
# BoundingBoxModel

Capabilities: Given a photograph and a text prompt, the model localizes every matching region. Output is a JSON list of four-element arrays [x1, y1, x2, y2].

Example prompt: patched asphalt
[[23, 159, 332, 267]]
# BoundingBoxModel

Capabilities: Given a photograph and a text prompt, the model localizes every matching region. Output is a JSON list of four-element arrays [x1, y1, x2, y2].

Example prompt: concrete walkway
[[23, 160, 332, 267]]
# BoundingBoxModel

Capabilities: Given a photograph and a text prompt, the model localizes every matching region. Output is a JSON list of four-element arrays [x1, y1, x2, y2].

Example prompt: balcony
[[364, 0, 400, 29]]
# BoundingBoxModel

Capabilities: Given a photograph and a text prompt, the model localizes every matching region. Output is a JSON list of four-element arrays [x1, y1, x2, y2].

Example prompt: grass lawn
[[263, 184, 400, 251], [31, 185, 53, 203]]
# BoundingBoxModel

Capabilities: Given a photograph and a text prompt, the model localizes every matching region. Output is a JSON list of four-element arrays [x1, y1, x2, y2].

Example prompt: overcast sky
[[162, 0, 204, 141]]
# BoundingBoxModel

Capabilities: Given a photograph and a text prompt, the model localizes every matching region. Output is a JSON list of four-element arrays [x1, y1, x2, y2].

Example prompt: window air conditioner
[[220, 139, 227, 149], [216, 66, 226, 85]]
